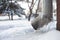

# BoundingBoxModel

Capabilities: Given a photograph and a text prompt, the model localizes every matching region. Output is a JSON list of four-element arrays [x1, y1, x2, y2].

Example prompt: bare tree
[[27, 0, 41, 21], [31, 0, 53, 30], [27, 0, 38, 21], [35, 0, 41, 17], [28, 0, 34, 21]]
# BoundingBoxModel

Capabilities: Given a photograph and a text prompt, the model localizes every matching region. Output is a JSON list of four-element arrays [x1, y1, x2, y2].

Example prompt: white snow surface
[[0, 10, 57, 40], [0, 16, 58, 40], [0, 9, 57, 40]]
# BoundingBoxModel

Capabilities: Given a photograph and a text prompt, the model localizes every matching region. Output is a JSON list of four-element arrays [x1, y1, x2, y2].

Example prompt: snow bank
[[0, 29, 60, 40], [0, 20, 57, 40], [38, 30, 60, 40], [0, 20, 33, 32]]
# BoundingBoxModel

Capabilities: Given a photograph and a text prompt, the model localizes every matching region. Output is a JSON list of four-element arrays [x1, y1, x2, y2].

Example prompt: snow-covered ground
[[0, 15, 26, 21], [0, 9, 57, 40], [0, 15, 57, 40], [0, 20, 58, 40]]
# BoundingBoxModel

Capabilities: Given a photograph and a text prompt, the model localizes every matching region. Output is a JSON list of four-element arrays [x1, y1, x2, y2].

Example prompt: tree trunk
[[31, 0, 53, 30], [35, 0, 40, 18], [28, 0, 34, 21], [28, 8, 32, 21], [8, 13, 10, 20], [42, 0, 53, 19], [57, 0, 60, 31], [11, 10, 13, 20], [11, 13, 13, 20]]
